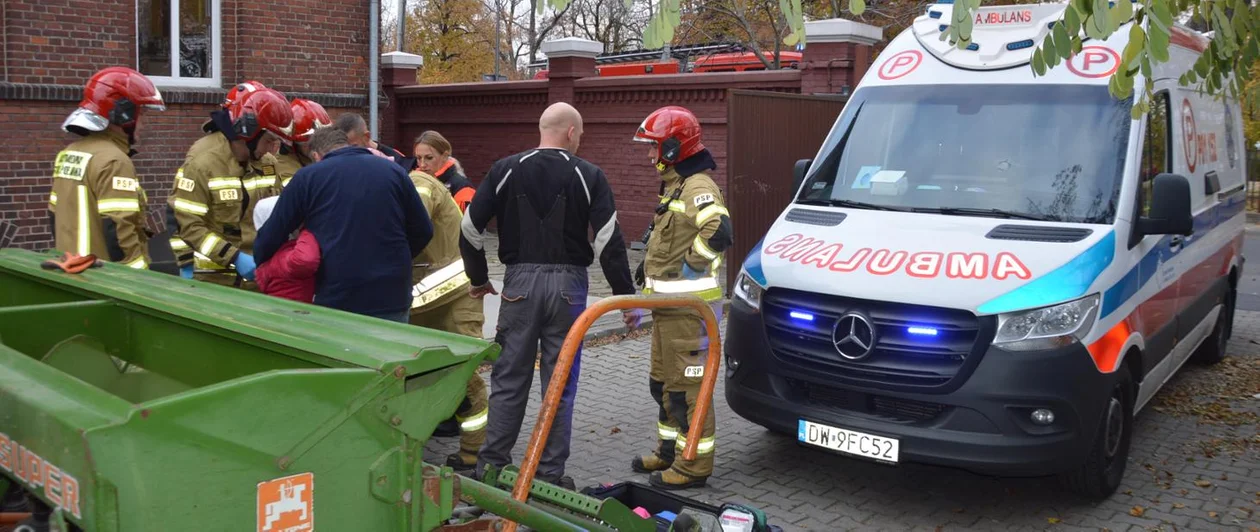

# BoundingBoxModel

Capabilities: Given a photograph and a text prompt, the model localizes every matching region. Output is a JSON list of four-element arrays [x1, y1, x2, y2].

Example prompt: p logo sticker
[[878, 51, 923, 80], [1067, 46, 1120, 79], [258, 472, 314, 532]]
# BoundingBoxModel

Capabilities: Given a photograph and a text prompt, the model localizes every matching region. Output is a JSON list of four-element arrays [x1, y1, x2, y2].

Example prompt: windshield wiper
[[828, 199, 908, 212], [915, 206, 1053, 221]]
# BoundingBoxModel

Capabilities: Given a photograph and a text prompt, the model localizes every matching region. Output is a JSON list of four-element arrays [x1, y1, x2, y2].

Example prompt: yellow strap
[[124, 256, 147, 269], [198, 234, 223, 257], [674, 435, 716, 454], [456, 409, 489, 432], [657, 422, 679, 441], [97, 198, 141, 213], [244, 176, 276, 191], [696, 204, 729, 225], [172, 199, 209, 215], [75, 185, 90, 256], [668, 200, 687, 214], [169, 238, 191, 251], [207, 177, 242, 190], [692, 236, 719, 260]]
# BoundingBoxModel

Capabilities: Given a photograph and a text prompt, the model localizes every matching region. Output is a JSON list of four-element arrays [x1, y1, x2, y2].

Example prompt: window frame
[[135, 0, 222, 88], [1130, 89, 1172, 248]]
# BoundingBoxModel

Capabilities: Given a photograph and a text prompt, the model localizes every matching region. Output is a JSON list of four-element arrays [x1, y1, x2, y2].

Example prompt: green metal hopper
[[0, 248, 515, 531]]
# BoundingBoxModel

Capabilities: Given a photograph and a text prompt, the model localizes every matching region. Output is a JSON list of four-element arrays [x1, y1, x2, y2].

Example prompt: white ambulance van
[[724, 1, 1246, 498]]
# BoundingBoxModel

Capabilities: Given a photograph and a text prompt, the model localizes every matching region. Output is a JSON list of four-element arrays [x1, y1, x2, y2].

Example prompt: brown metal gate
[[725, 89, 847, 288]]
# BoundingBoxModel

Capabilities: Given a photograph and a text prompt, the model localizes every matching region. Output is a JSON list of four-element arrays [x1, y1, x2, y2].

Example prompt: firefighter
[[276, 98, 331, 188], [629, 106, 732, 490], [167, 87, 293, 286], [168, 79, 271, 273], [49, 66, 166, 268], [407, 167, 489, 471]]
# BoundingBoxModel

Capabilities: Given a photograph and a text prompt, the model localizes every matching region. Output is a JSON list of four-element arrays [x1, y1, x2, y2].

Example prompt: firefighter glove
[[634, 260, 645, 288], [234, 252, 258, 281]]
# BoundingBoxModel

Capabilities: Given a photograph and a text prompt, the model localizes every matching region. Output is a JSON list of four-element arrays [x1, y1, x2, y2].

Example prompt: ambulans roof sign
[[912, 3, 1073, 70]]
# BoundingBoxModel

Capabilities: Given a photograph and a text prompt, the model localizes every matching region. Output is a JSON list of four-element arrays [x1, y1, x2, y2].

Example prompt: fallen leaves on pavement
[[1129, 506, 1146, 517]]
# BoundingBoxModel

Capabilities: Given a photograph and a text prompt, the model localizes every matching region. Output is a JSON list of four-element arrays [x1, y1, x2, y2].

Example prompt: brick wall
[[0, 0, 372, 249], [1, 0, 369, 94]]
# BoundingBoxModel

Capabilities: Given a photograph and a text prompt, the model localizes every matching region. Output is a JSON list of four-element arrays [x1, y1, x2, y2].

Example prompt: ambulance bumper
[[723, 299, 1114, 477]]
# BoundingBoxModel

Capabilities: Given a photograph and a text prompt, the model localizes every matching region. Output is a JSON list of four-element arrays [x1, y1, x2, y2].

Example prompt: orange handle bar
[[505, 294, 722, 528]]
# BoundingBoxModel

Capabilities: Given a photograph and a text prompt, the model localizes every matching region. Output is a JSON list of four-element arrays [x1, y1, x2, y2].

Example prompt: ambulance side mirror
[[1137, 173, 1193, 237], [792, 159, 812, 196]]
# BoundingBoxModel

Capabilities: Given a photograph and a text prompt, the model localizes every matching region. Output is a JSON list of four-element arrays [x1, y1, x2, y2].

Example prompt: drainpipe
[[369, 0, 380, 138]]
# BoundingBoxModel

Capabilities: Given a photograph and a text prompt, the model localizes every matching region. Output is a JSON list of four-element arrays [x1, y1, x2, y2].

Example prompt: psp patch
[[112, 176, 139, 192]]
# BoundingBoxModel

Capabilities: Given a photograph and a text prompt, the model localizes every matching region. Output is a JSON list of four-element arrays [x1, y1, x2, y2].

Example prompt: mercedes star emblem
[[832, 313, 876, 360]]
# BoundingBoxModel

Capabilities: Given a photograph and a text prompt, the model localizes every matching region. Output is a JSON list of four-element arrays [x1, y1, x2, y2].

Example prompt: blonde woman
[[414, 131, 475, 212]]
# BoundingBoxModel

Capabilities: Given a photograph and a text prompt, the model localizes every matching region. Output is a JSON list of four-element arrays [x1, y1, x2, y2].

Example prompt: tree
[[407, 0, 498, 83]]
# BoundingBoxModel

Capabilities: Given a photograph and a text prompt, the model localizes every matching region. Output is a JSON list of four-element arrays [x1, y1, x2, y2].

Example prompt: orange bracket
[[504, 294, 722, 532]]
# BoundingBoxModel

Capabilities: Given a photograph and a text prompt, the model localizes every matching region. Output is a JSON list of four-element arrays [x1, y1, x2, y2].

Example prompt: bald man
[[460, 102, 636, 489]]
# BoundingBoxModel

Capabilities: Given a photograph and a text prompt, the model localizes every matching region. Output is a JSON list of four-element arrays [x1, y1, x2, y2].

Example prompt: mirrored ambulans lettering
[[764, 233, 1030, 280], [0, 431, 82, 519]]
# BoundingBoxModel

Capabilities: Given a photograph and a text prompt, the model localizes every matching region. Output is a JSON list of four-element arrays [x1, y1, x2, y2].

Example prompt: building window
[[1138, 91, 1170, 218], [137, 0, 221, 87]]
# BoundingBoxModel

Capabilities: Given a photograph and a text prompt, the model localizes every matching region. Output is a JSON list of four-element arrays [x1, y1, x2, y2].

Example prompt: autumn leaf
[[1196, 480, 1213, 488], [610, 426, 622, 435], [1173, 503, 1186, 509], [1124, 489, 1135, 495], [1209, 511, 1219, 518], [1130, 506, 1146, 517], [1048, 517, 1062, 524]]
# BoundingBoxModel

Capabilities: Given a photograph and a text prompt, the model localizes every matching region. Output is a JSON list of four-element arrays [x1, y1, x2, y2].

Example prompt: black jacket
[[458, 148, 635, 295]]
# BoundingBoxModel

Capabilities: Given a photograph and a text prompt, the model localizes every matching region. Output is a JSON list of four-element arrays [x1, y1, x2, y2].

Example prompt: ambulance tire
[[1061, 367, 1134, 500], [1192, 284, 1235, 366]]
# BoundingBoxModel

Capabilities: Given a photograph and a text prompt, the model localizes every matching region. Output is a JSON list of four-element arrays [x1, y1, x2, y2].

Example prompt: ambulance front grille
[[762, 288, 994, 390]]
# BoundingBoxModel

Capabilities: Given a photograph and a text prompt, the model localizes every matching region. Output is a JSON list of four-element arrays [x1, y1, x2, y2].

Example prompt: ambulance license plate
[[798, 419, 899, 463]]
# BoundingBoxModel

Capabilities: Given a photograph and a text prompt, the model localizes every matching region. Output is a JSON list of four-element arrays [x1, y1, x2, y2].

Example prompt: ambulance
[[724, 1, 1245, 498]]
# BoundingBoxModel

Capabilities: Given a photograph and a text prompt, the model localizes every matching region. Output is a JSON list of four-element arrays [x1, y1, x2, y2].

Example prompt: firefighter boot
[[632, 436, 676, 473], [649, 468, 708, 491]]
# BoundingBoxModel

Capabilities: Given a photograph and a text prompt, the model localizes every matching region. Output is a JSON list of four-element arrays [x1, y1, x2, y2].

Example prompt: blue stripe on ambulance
[[1099, 188, 1245, 319]]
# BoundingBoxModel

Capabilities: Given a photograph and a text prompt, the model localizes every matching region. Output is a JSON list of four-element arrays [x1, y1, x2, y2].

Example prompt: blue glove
[[180, 264, 194, 279], [234, 252, 257, 281], [681, 262, 704, 280]]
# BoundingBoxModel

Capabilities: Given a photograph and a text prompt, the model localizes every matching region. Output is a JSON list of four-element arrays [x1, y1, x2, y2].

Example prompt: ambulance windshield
[[796, 84, 1133, 224]]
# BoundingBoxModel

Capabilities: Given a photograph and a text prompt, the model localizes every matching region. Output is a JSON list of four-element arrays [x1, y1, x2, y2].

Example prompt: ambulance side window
[[1139, 92, 1171, 217]]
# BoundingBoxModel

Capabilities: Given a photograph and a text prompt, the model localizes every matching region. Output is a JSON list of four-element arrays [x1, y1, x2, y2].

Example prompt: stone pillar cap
[[540, 37, 603, 59], [804, 18, 883, 46], [381, 51, 424, 68]]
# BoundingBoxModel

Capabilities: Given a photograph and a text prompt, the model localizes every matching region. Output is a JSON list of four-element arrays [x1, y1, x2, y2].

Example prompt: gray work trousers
[[477, 263, 587, 480]]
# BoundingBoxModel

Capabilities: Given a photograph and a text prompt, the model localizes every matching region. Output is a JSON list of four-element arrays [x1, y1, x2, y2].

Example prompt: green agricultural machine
[[0, 249, 778, 532]]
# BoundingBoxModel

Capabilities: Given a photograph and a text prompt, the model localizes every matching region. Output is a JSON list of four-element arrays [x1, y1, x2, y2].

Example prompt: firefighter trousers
[[648, 302, 723, 478], [410, 290, 488, 462]]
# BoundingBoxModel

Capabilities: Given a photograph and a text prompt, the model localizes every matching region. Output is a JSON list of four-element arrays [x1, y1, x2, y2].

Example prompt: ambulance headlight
[[993, 294, 1099, 352], [733, 271, 764, 310]]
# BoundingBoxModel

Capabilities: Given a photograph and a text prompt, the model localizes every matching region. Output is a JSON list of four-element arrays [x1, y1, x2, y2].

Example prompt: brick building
[[0, 0, 372, 249]]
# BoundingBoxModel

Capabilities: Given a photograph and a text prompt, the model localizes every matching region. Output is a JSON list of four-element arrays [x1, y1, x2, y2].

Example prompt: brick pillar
[[800, 19, 883, 96], [539, 37, 601, 104], [380, 51, 423, 149]]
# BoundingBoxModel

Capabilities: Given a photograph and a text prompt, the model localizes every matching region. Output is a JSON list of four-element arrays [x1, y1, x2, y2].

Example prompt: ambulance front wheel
[[1060, 367, 1134, 500]]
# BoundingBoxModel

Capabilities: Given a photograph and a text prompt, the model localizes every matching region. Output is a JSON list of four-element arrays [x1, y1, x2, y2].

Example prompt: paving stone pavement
[[427, 308, 1260, 531]]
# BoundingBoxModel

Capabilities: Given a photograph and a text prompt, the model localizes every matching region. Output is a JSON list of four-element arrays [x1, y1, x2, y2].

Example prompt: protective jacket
[[49, 128, 150, 268]]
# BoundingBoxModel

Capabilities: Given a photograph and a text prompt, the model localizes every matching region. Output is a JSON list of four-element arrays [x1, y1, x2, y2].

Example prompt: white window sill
[[149, 77, 222, 89]]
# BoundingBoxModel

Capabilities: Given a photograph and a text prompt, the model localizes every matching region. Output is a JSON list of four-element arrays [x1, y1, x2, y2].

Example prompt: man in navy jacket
[[254, 125, 433, 322]]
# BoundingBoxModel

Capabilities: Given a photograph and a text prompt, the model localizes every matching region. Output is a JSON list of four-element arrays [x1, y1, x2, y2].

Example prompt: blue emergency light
[[907, 326, 939, 336], [789, 311, 815, 322]]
